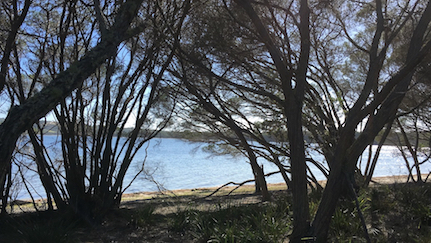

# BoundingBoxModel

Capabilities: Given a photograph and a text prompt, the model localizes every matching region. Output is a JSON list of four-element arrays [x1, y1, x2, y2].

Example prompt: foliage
[[2, 184, 431, 242], [130, 204, 156, 228], [0, 0, 190, 221], [169, 196, 292, 242], [329, 193, 370, 242], [1, 0, 431, 240]]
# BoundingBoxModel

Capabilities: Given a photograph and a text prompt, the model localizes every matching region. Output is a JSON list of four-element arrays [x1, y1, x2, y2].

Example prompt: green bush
[[131, 204, 156, 227]]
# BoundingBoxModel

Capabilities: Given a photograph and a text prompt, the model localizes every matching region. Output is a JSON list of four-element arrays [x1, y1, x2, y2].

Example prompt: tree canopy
[[1, 0, 431, 241]]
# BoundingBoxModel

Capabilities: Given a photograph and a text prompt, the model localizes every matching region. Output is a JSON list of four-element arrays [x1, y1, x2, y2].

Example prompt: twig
[[346, 173, 371, 243], [201, 170, 283, 199], [202, 179, 255, 199]]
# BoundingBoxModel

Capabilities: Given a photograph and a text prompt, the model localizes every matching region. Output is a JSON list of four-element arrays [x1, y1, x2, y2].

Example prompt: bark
[[0, 165, 11, 215], [240, 135, 271, 201], [0, 0, 144, 192], [233, 0, 311, 240], [288, 0, 311, 240], [311, 1, 431, 241], [0, 0, 31, 93]]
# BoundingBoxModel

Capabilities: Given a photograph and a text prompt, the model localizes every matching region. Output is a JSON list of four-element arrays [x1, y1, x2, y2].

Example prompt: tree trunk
[[0, 0, 144, 187], [28, 129, 67, 210], [364, 120, 393, 187], [0, 164, 11, 215], [233, 0, 311, 240], [287, 107, 310, 241], [288, 0, 311, 240], [0, 0, 31, 93], [311, 2, 431, 240], [249, 152, 271, 201]]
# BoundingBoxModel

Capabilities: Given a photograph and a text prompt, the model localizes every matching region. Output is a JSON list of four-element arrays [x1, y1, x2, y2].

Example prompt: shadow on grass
[[1, 184, 431, 242]]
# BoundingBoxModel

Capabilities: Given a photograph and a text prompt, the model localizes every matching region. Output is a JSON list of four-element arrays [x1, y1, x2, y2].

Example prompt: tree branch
[[0, 0, 145, 187]]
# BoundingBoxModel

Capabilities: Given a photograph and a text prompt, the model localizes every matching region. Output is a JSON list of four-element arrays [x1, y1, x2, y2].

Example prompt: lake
[[10, 137, 431, 200]]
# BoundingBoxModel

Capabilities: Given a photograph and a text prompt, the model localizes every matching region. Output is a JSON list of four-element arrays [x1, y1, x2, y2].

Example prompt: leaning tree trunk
[[244, 141, 271, 201], [0, 0, 144, 190]]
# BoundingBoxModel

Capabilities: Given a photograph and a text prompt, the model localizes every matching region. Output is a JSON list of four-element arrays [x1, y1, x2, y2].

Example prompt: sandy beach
[[6, 174, 429, 213], [120, 174, 430, 201]]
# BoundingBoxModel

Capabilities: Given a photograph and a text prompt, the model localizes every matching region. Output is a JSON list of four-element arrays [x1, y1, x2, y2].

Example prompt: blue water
[[9, 137, 431, 200], [124, 138, 286, 193]]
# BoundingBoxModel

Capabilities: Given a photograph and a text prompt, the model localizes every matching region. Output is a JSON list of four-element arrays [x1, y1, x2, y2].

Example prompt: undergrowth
[[168, 197, 292, 242], [1, 183, 431, 242], [0, 211, 80, 243]]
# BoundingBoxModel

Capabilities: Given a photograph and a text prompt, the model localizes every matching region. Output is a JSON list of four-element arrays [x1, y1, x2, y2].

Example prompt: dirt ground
[[2, 175, 429, 242], [4, 174, 425, 214]]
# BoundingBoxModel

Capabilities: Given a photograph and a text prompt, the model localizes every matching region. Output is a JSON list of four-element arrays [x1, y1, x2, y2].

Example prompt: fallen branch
[[203, 170, 282, 198], [203, 179, 255, 199]]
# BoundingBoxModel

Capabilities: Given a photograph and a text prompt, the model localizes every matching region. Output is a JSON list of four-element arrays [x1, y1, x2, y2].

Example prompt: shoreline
[[7, 174, 429, 208], [121, 174, 429, 201]]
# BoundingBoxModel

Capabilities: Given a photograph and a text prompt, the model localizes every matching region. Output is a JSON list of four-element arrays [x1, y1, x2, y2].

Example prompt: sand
[[121, 174, 430, 201], [5, 174, 429, 213]]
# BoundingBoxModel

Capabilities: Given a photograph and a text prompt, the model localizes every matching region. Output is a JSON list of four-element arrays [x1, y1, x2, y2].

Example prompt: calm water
[[10, 137, 431, 200]]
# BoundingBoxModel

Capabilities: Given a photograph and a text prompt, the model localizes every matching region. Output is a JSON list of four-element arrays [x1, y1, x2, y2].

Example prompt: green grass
[[130, 204, 156, 227], [169, 198, 292, 242]]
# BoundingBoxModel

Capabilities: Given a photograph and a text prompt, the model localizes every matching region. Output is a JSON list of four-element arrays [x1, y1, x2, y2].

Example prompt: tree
[[310, 1, 431, 240], [0, 0, 191, 221], [47, 0, 188, 221], [391, 70, 431, 183], [1, 0, 431, 240], [173, 0, 311, 239], [0, 0, 32, 214], [172, 64, 272, 200], [173, 0, 431, 241], [0, 0, 31, 93], [0, 0, 145, 215]]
